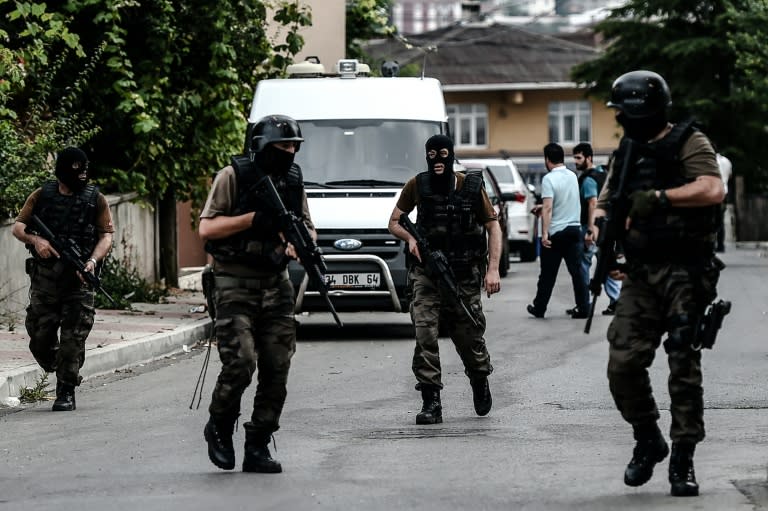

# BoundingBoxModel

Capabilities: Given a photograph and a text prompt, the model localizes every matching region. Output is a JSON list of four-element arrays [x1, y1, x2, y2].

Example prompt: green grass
[[18, 373, 52, 403]]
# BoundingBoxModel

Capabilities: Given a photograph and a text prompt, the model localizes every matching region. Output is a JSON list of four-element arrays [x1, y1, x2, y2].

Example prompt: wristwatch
[[658, 189, 670, 208], [88, 257, 98, 266]]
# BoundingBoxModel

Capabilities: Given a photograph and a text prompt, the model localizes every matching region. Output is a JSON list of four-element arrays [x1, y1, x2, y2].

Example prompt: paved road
[[1, 247, 767, 510]]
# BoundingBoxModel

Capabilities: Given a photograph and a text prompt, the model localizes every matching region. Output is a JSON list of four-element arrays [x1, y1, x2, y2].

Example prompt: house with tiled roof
[[365, 20, 619, 183]]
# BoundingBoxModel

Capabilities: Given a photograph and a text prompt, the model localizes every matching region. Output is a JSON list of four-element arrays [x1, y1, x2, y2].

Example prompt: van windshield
[[295, 120, 444, 186]]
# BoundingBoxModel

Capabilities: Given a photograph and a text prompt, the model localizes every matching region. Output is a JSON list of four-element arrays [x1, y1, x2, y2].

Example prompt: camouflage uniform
[[410, 264, 491, 387], [15, 180, 113, 389], [201, 161, 312, 437], [201, 114, 308, 472], [397, 170, 497, 389], [26, 260, 95, 386], [607, 259, 720, 443], [208, 274, 296, 433], [600, 126, 724, 445]]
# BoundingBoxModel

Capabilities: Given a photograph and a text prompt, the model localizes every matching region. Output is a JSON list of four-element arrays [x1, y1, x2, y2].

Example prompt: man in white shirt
[[527, 143, 590, 318]]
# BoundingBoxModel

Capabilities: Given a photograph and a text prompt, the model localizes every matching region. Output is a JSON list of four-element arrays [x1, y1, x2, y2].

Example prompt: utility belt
[[213, 270, 288, 290], [25, 257, 76, 280]]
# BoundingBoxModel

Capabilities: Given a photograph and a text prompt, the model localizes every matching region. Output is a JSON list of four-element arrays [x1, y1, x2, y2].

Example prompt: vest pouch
[[25, 257, 35, 275]]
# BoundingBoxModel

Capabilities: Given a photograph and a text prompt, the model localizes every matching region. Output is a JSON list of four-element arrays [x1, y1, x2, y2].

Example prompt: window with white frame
[[447, 103, 488, 149], [548, 101, 591, 144]]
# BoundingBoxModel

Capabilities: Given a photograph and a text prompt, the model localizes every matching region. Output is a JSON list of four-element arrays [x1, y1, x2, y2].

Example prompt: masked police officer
[[12, 147, 115, 411], [198, 115, 314, 473], [594, 71, 726, 497], [388, 134, 502, 425]]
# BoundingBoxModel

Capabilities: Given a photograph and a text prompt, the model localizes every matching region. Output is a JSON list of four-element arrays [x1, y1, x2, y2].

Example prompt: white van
[[247, 59, 449, 314]]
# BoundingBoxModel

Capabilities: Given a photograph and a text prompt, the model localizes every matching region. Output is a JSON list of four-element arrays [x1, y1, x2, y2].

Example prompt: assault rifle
[[398, 213, 479, 328], [694, 299, 731, 350], [584, 137, 635, 334], [30, 214, 118, 307], [257, 176, 343, 328]]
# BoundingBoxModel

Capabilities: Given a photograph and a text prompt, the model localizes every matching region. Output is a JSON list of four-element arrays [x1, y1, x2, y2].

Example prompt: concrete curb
[[0, 317, 212, 404]]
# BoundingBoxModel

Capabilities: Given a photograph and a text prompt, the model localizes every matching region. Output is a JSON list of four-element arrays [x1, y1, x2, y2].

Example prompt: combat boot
[[52, 381, 76, 411], [416, 385, 442, 425], [242, 423, 282, 473], [204, 414, 237, 470], [470, 376, 492, 416], [624, 422, 669, 487], [669, 442, 699, 497]]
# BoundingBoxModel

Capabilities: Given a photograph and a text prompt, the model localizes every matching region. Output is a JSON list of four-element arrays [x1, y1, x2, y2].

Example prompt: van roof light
[[336, 59, 370, 78]]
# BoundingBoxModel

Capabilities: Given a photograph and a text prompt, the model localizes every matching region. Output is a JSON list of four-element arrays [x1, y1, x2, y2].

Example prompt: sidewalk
[[0, 287, 212, 406]]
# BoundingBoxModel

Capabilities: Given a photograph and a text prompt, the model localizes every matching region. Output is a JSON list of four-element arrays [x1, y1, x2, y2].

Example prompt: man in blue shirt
[[527, 143, 590, 318], [571, 142, 622, 316]]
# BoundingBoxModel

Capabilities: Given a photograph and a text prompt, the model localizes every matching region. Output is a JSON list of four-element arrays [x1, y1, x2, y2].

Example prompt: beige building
[[365, 21, 619, 188], [293, 0, 346, 67]]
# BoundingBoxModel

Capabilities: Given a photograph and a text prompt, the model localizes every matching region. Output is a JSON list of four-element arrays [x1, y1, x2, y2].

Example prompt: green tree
[[570, 0, 768, 192], [1, 1, 311, 285], [346, 0, 395, 63], [0, 0, 96, 219]]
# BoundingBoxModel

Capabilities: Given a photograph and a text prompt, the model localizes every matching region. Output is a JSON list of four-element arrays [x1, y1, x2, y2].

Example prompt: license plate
[[325, 272, 380, 289]]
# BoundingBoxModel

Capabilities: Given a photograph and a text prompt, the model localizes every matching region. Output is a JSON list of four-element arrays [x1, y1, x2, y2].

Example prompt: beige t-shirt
[[597, 130, 720, 209], [200, 165, 315, 277]]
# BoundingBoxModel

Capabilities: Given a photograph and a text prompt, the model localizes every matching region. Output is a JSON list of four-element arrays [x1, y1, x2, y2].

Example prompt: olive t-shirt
[[396, 172, 498, 224], [597, 130, 720, 209], [16, 187, 115, 234]]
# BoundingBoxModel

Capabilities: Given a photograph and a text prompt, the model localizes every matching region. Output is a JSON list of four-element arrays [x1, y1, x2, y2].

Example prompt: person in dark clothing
[[199, 115, 314, 473], [388, 134, 502, 425], [12, 147, 115, 411], [596, 70, 726, 497], [569, 142, 622, 316]]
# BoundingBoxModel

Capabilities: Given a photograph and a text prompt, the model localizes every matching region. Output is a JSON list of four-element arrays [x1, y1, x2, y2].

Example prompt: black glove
[[628, 189, 660, 219]]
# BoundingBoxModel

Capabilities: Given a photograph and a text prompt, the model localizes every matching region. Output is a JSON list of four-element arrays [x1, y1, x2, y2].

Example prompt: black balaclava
[[425, 134, 455, 195], [253, 143, 296, 175], [55, 147, 89, 193], [617, 111, 668, 142]]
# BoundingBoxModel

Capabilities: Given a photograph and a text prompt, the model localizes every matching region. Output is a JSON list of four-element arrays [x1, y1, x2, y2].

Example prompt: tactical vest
[[204, 155, 304, 271], [578, 167, 606, 226], [31, 180, 99, 259], [613, 120, 720, 264], [415, 170, 487, 275]]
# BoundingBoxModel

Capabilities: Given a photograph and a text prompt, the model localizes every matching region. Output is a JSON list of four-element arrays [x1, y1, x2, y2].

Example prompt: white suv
[[459, 158, 537, 262]]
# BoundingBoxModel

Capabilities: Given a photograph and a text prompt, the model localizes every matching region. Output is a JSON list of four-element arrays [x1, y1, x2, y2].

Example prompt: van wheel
[[519, 241, 537, 262], [499, 241, 510, 277]]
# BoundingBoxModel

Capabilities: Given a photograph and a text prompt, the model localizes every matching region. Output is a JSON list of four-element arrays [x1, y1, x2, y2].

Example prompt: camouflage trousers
[[409, 264, 492, 389], [208, 272, 296, 435], [25, 260, 95, 387], [607, 259, 721, 444]]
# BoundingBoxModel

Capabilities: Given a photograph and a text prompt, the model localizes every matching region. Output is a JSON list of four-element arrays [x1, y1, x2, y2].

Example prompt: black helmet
[[606, 70, 671, 119], [250, 114, 304, 153]]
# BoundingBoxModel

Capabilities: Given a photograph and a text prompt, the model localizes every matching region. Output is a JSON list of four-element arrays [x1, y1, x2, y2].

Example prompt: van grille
[[317, 229, 402, 260]]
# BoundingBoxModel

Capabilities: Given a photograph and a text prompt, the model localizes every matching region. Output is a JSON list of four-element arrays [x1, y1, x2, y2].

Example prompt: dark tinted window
[[295, 120, 443, 185]]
